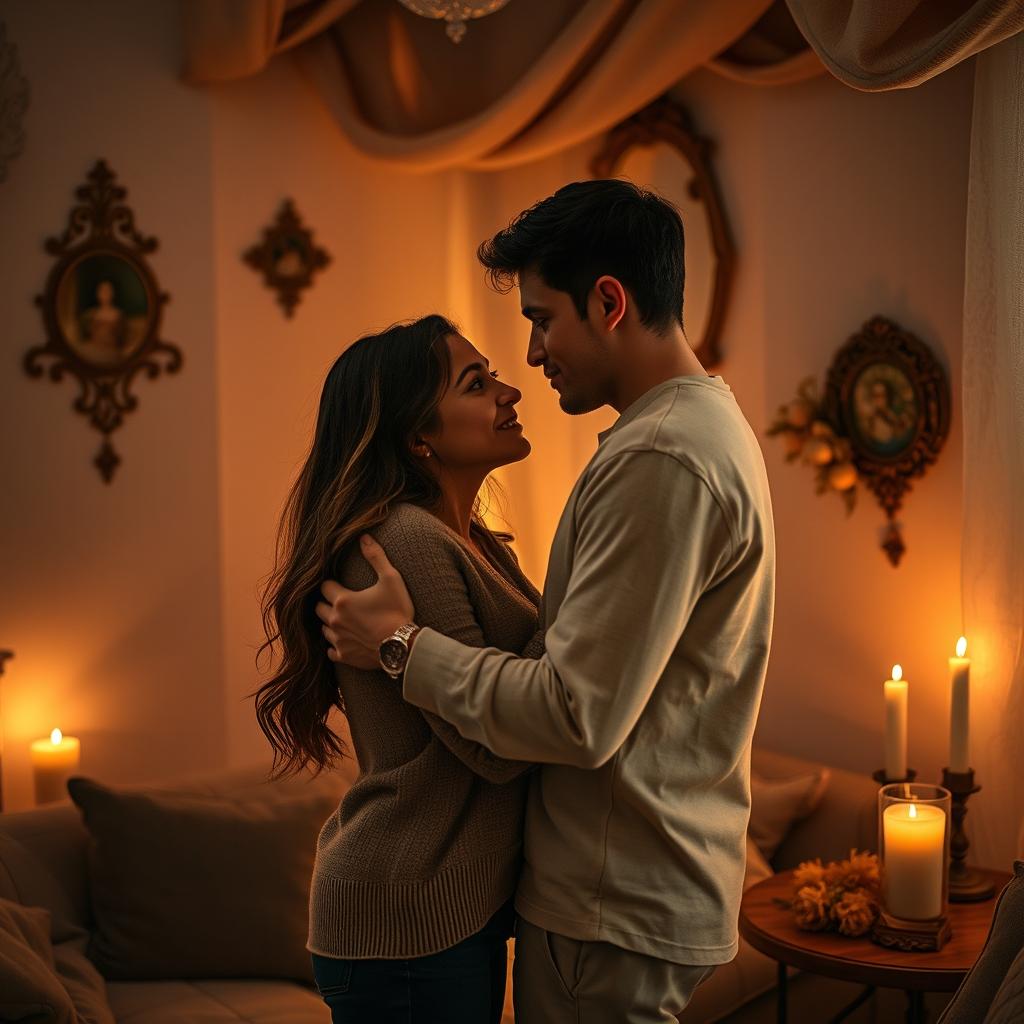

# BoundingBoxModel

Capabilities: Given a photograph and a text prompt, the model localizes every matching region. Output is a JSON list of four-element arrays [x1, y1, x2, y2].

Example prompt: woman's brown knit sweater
[[307, 502, 544, 960]]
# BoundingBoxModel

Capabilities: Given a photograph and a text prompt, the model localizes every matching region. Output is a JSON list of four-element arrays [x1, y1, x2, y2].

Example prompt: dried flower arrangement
[[778, 849, 881, 938], [765, 378, 859, 514]]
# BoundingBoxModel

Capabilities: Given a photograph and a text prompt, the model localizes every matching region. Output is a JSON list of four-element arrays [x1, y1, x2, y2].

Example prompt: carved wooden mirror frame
[[824, 316, 951, 565], [24, 160, 182, 482], [591, 98, 735, 369]]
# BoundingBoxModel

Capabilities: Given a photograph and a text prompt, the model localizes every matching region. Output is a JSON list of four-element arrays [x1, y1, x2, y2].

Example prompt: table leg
[[829, 985, 875, 1023], [777, 960, 787, 1024], [905, 990, 927, 1024]]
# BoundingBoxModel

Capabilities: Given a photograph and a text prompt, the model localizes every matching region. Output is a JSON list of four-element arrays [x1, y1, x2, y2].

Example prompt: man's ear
[[592, 276, 627, 332]]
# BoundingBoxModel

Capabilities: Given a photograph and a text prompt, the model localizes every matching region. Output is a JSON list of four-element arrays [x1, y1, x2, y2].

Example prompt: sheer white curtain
[[961, 30, 1024, 870]]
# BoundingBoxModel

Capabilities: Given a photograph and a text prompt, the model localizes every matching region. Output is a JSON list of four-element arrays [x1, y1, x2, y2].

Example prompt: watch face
[[380, 639, 405, 672]]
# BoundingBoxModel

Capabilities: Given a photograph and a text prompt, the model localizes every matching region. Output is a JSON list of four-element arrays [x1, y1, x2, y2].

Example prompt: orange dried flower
[[792, 882, 830, 931], [831, 887, 879, 937], [793, 858, 826, 889]]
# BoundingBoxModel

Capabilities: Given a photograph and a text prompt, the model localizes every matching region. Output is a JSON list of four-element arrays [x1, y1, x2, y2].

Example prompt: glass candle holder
[[878, 783, 952, 922]]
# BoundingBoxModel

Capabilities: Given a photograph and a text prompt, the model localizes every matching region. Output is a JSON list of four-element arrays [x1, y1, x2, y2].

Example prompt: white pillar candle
[[30, 728, 80, 805], [949, 636, 970, 773], [882, 801, 946, 919], [884, 665, 908, 780]]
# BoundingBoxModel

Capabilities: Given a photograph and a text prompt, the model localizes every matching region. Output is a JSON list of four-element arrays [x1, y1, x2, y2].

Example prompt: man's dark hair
[[477, 179, 685, 334]]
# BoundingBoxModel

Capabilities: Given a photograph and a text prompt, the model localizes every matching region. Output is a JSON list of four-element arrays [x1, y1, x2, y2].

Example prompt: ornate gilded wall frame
[[244, 199, 331, 318], [824, 317, 950, 564], [767, 316, 950, 566], [0, 19, 30, 182], [591, 98, 735, 369], [24, 160, 182, 482]]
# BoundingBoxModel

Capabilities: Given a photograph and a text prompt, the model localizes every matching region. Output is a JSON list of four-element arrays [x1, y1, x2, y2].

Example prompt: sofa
[[0, 747, 878, 1023]]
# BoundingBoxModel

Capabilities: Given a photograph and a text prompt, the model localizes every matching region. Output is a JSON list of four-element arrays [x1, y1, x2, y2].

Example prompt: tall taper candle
[[884, 665, 908, 780], [949, 636, 970, 773]]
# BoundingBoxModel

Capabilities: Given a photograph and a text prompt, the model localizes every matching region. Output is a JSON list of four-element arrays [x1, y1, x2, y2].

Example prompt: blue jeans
[[311, 903, 513, 1023]]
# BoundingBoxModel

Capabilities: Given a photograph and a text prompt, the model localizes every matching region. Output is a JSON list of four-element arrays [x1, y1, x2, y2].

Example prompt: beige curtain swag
[[182, 0, 822, 171]]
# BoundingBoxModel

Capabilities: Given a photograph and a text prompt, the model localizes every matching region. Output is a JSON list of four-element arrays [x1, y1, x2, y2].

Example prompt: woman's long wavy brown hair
[[255, 315, 471, 778]]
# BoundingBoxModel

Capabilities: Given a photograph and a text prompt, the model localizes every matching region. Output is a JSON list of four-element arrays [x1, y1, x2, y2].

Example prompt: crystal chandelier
[[396, 0, 512, 44]]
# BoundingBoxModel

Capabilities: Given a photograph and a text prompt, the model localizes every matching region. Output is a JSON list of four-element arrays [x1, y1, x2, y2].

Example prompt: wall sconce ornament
[[24, 160, 182, 483], [0, 19, 30, 183], [243, 199, 331, 319], [591, 98, 735, 370], [767, 316, 950, 566]]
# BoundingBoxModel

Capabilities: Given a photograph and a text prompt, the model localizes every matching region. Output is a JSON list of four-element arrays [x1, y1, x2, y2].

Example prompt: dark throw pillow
[[67, 776, 337, 983]]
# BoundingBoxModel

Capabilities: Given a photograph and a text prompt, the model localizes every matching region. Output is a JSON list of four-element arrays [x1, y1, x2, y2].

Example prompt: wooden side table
[[739, 867, 1010, 1024]]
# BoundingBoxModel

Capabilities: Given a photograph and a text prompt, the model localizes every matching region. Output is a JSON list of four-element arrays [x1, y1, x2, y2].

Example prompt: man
[[317, 179, 775, 1022]]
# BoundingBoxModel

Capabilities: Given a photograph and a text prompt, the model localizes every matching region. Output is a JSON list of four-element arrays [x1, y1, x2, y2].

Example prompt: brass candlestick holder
[[941, 767, 996, 902]]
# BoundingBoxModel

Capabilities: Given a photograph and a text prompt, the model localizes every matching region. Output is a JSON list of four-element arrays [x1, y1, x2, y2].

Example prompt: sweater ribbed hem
[[307, 844, 521, 960]]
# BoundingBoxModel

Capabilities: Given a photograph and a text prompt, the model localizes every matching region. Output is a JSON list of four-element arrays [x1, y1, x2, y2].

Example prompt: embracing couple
[[255, 179, 775, 1023]]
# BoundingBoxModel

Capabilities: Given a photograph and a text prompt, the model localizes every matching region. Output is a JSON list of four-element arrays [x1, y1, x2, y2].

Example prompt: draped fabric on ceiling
[[183, 0, 821, 171], [960, 30, 1024, 869], [182, 0, 1024, 170], [785, 0, 1024, 91]]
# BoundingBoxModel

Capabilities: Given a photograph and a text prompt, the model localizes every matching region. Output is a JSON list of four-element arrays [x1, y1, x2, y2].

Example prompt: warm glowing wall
[[1, 0, 226, 810], [1, 0, 979, 852]]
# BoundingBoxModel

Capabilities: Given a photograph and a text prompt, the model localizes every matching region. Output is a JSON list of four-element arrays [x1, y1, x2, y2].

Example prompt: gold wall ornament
[[396, 0, 513, 43], [591, 98, 736, 370], [24, 160, 182, 483], [767, 316, 950, 566], [243, 199, 331, 319]]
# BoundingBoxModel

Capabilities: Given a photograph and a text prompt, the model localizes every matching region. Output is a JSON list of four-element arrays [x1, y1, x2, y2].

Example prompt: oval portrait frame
[[824, 316, 950, 563], [25, 160, 181, 482]]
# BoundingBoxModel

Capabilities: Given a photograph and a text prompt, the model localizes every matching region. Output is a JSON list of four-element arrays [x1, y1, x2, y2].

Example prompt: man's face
[[518, 268, 612, 415]]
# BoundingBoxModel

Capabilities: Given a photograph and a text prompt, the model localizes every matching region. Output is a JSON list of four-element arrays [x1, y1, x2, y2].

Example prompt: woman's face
[[419, 334, 530, 473]]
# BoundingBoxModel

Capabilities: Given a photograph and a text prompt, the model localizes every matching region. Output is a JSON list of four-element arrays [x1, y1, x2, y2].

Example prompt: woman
[[255, 315, 542, 1023]]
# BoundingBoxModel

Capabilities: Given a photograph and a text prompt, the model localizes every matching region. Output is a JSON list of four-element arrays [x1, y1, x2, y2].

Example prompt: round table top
[[739, 868, 1011, 992]]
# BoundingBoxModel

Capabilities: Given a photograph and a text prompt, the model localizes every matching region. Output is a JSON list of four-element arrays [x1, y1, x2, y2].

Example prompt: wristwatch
[[378, 623, 421, 679]]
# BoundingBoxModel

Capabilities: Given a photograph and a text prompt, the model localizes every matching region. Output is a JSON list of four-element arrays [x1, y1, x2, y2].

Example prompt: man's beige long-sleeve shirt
[[404, 375, 775, 965]]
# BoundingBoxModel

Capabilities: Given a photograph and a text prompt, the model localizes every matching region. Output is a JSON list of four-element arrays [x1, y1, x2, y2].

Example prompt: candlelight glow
[[909, 803, 918, 819], [50, 728, 62, 745], [956, 636, 967, 658], [892, 664, 903, 682]]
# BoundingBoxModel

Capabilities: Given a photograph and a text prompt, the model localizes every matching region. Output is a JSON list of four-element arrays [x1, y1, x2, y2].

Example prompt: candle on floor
[[949, 636, 970, 773], [882, 800, 947, 919], [30, 728, 80, 805], [883, 664, 908, 780]]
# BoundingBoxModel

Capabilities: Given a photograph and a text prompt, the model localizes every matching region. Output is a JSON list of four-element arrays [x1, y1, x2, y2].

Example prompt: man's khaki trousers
[[512, 919, 715, 1023]]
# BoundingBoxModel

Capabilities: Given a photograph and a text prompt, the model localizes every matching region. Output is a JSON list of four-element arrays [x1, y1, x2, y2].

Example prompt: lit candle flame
[[909, 803, 918, 819], [50, 728, 63, 745], [892, 664, 903, 682], [956, 636, 967, 658]]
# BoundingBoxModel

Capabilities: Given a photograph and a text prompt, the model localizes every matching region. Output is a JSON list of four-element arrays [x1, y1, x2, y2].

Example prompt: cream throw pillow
[[748, 768, 831, 859]]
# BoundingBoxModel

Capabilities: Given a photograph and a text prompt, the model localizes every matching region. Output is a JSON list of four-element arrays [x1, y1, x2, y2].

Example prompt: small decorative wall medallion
[[767, 316, 950, 566], [0, 20, 30, 182], [244, 199, 331, 318], [24, 160, 182, 482]]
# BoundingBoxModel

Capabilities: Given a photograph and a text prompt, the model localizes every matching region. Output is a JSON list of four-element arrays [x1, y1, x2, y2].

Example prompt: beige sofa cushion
[[0, 837, 114, 1024], [748, 768, 831, 859], [0, 898, 76, 1024], [67, 776, 339, 984], [106, 978, 329, 1023]]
